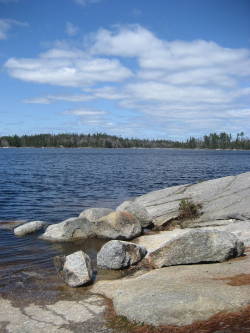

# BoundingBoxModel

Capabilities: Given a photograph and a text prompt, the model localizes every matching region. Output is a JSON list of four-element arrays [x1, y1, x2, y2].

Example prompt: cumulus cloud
[[90, 25, 250, 74], [5, 51, 132, 86], [0, 18, 28, 40], [5, 24, 250, 137], [65, 22, 79, 36]]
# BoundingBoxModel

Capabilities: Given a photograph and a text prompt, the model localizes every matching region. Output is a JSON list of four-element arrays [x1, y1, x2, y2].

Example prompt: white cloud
[[4, 24, 250, 137], [90, 25, 163, 59], [85, 86, 128, 100], [126, 82, 232, 104], [65, 22, 79, 36], [73, 0, 101, 6], [23, 94, 94, 104], [90, 25, 250, 75], [65, 107, 106, 116], [0, 18, 28, 40], [5, 51, 132, 87]]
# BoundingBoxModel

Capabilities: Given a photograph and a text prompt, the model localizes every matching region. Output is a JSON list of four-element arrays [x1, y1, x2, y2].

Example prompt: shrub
[[178, 199, 202, 220]]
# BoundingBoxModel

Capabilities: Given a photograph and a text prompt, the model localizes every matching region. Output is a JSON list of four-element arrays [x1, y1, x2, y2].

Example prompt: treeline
[[0, 132, 250, 149]]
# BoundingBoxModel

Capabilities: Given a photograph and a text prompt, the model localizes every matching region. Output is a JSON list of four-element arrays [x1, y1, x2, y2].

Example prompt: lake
[[1, 148, 250, 304]]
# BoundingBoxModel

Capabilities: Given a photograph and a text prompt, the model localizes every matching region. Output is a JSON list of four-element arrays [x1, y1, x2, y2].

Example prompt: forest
[[0, 132, 250, 149]]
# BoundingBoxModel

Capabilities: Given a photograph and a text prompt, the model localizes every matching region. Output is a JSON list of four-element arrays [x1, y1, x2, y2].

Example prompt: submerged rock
[[97, 240, 147, 270], [79, 207, 113, 221], [40, 217, 94, 242], [14, 221, 47, 236], [147, 229, 245, 268], [54, 250, 93, 287], [116, 200, 152, 228], [94, 211, 142, 240]]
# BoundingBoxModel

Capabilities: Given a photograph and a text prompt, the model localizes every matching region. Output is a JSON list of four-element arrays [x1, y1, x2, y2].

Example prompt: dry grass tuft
[[178, 199, 202, 220]]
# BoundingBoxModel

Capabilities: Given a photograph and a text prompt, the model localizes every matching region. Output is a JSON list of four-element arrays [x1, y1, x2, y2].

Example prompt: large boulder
[[79, 207, 113, 221], [54, 250, 93, 287], [147, 229, 245, 268], [91, 253, 250, 326], [97, 240, 147, 270], [116, 200, 152, 228], [14, 221, 47, 236], [94, 211, 142, 240], [134, 171, 250, 227], [40, 217, 94, 242], [181, 219, 250, 247]]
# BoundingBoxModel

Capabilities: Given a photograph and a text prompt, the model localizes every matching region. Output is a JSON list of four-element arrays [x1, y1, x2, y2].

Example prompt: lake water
[[1, 148, 250, 304]]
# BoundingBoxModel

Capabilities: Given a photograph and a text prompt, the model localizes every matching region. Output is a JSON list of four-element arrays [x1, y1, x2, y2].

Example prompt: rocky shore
[[2, 171, 250, 332]]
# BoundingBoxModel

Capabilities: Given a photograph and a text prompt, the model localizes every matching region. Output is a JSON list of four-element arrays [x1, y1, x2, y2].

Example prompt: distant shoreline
[[1, 132, 249, 150], [0, 146, 248, 151]]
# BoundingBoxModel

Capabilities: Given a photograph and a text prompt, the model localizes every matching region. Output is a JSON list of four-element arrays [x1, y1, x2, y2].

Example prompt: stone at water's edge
[[40, 211, 142, 242], [94, 211, 142, 240], [40, 217, 95, 241], [146, 229, 245, 268], [116, 200, 152, 228], [97, 240, 147, 270], [79, 207, 113, 221], [133, 171, 250, 227], [54, 250, 93, 287], [14, 220, 47, 236]]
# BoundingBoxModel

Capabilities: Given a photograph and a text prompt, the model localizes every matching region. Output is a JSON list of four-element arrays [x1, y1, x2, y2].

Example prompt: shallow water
[[1, 148, 250, 303]]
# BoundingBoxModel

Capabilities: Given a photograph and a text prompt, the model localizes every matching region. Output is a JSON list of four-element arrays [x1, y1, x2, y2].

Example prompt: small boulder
[[79, 207, 113, 221], [97, 240, 147, 270], [54, 250, 93, 287], [14, 221, 47, 236], [40, 217, 94, 242], [94, 211, 142, 240], [147, 229, 245, 268], [116, 200, 152, 228]]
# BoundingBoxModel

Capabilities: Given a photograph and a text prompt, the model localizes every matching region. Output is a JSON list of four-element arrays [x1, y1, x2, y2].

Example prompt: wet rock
[[79, 208, 113, 221], [54, 250, 93, 287], [147, 229, 245, 268], [0, 220, 25, 231], [40, 217, 94, 242], [116, 200, 152, 228], [94, 211, 142, 240], [97, 240, 147, 270], [14, 221, 47, 236]]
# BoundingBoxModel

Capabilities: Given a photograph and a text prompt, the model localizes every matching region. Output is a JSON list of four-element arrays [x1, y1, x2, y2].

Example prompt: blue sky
[[0, 0, 250, 139]]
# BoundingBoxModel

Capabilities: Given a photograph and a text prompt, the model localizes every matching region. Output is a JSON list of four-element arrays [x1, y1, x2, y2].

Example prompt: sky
[[0, 0, 250, 140]]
